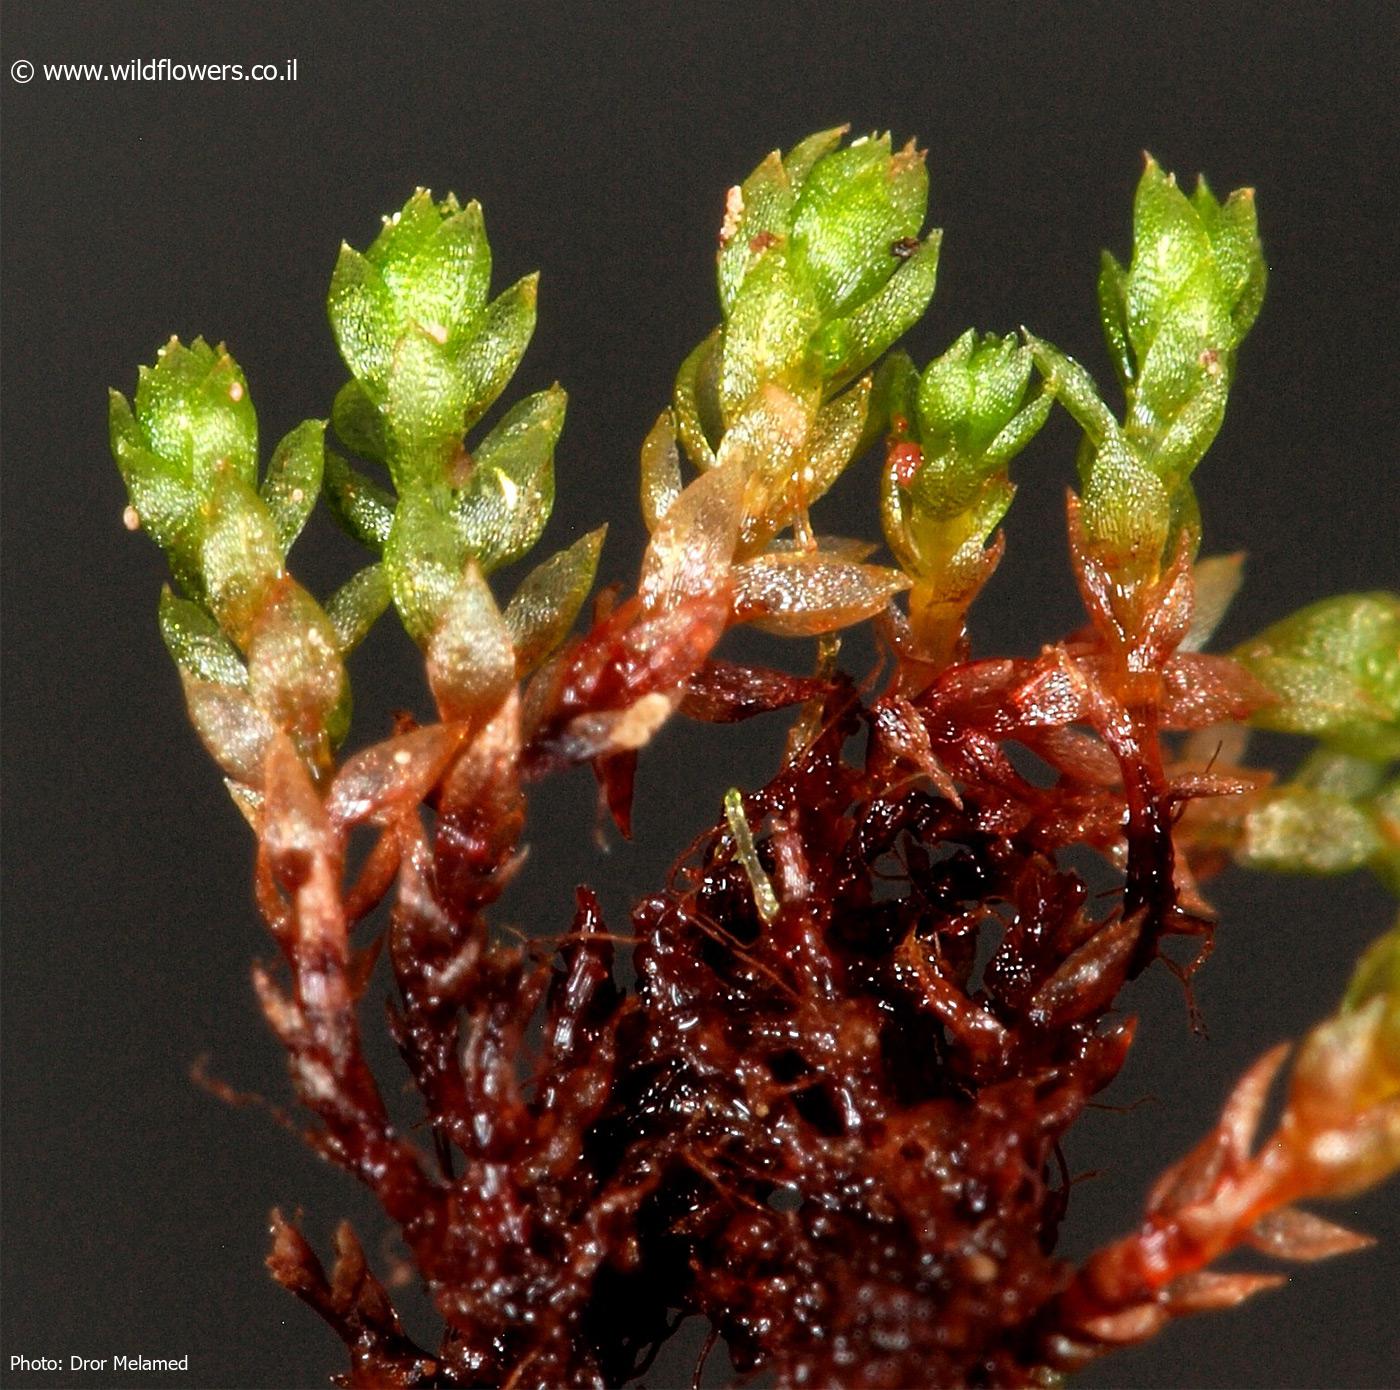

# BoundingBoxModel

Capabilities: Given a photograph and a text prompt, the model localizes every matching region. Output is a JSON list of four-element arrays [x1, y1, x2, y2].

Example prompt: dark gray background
[[2, 2, 1397, 1386]]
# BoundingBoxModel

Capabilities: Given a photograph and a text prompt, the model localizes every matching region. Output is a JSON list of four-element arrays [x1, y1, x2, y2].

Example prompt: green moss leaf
[[132, 337, 258, 493], [1236, 593, 1400, 759], [261, 420, 325, 554], [328, 246, 397, 396], [158, 586, 247, 686], [789, 135, 927, 318], [717, 251, 821, 421], [453, 385, 563, 572], [504, 526, 606, 675], [458, 272, 539, 432], [384, 490, 467, 644], [324, 450, 395, 552], [425, 562, 516, 722], [325, 563, 391, 654], [332, 379, 390, 463], [199, 469, 283, 646]]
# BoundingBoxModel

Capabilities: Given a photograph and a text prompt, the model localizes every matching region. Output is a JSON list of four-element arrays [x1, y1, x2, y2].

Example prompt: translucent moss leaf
[[109, 389, 201, 572], [1027, 336, 1118, 446], [158, 586, 247, 686], [199, 470, 283, 645], [1078, 430, 1171, 567], [1125, 158, 1217, 364], [328, 245, 397, 396], [383, 491, 467, 644], [1147, 366, 1229, 485], [783, 125, 848, 187], [1098, 249, 1133, 386], [1192, 178, 1266, 337], [328, 723, 470, 827], [457, 272, 538, 432], [1240, 788, 1381, 875], [716, 381, 812, 487], [331, 379, 389, 463], [640, 459, 745, 614], [246, 579, 348, 764], [672, 329, 722, 470], [1247, 1208, 1373, 1261], [324, 451, 395, 553], [718, 251, 822, 422], [132, 338, 259, 495], [789, 135, 928, 318], [391, 198, 491, 346], [810, 233, 940, 389], [803, 375, 873, 508], [717, 150, 795, 314], [1235, 593, 1400, 758], [712, 385, 814, 552], [384, 326, 468, 488], [425, 562, 516, 722], [640, 410, 682, 530], [325, 564, 391, 654], [182, 676, 276, 786], [1181, 552, 1245, 652], [504, 526, 606, 676], [259, 731, 337, 894], [731, 551, 910, 636], [261, 419, 325, 554], [453, 385, 562, 572], [367, 187, 446, 272]]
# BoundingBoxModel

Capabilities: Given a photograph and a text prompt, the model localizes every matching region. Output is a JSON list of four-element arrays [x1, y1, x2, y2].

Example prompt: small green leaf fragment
[[723, 787, 780, 925], [1342, 926, 1400, 1014]]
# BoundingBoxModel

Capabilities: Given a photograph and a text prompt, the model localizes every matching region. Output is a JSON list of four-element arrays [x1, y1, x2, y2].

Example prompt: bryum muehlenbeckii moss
[[109, 131, 1398, 1388]]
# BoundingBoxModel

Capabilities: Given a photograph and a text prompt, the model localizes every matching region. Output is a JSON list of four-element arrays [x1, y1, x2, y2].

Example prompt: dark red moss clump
[[251, 566, 1256, 1389]]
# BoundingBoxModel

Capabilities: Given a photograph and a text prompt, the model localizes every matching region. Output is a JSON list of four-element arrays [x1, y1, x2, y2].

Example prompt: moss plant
[[110, 129, 1399, 1388]]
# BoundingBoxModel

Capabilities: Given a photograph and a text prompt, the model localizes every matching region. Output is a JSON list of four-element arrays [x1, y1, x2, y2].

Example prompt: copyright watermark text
[[9, 57, 298, 84]]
